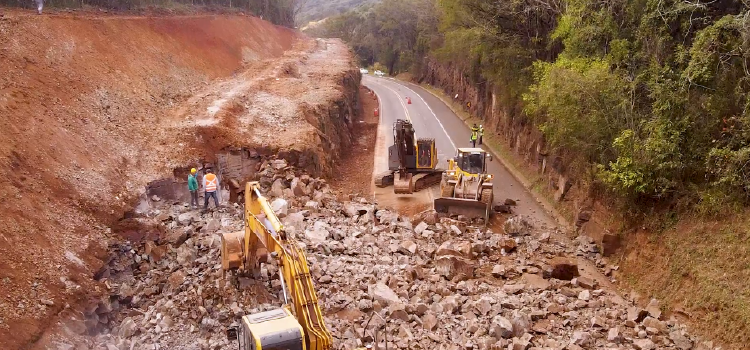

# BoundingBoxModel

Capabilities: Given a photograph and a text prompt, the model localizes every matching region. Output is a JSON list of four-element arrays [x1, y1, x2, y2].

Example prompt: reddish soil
[[0, 11, 304, 349], [329, 85, 379, 199]]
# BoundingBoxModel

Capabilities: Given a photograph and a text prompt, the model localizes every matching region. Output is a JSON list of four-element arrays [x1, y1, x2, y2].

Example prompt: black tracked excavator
[[374, 119, 444, 194]]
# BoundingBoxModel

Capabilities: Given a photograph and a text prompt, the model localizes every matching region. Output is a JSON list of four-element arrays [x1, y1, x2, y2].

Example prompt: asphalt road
[[363, 75, 556, 229]]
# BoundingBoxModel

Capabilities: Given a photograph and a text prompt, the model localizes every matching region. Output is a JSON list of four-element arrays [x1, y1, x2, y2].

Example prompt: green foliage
[[309, 0, 439, 74], [297, 0, 378, 24], [312, 0, 750, 210], [525, 57, 632, 173]]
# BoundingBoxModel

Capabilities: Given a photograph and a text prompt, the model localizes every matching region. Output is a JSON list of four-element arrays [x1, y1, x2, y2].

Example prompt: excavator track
[[373, 171, 394, 188], [413, 170, 444, 192]]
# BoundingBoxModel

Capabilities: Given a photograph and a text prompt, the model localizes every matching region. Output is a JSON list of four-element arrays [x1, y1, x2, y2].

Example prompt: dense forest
[[0, 0, 300, 26], [296, 0, 377, 24], [313, 0, 750, 213]]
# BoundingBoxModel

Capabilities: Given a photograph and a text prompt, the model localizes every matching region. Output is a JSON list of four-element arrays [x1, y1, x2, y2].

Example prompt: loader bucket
[[433, 197, 491, 220]]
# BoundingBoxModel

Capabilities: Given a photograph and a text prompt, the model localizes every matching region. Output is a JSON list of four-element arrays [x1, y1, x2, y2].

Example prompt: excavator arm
[[221, 182, 333, 350]]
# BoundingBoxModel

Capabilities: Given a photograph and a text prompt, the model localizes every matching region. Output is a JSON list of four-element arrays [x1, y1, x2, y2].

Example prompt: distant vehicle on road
[[360, 68, 369, 74], [374, 70, 386, 77]]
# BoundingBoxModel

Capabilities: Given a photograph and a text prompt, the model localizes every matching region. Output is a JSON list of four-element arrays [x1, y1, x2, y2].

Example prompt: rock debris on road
[[48, 159, 714, 350]]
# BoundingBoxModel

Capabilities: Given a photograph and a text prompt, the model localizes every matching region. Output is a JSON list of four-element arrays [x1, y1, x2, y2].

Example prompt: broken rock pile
[[57, 159, 714, 350]]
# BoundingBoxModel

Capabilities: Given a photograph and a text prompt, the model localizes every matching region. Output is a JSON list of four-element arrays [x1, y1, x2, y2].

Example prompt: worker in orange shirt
[[203, 168, 220, 210]]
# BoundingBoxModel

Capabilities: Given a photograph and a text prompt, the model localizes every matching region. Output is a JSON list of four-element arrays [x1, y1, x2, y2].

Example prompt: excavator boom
[[221, 182, 333, 350]]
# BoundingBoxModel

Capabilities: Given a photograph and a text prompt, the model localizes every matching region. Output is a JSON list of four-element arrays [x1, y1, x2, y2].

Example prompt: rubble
[[75, 160, 711, 350]]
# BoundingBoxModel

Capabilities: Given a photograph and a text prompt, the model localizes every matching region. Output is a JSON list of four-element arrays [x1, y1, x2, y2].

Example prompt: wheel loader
[[434, 148, 495, 223], [373, 119, 443, 194], [221, 182, 372, 350]]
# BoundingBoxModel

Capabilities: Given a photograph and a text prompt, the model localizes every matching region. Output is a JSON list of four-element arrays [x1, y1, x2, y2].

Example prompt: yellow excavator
[[373, 119, 443, 194], [434, 148, 495, 222], [221, 182, 368, 350]]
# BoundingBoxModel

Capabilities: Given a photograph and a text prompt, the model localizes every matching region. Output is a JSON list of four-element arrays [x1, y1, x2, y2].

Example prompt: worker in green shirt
[[188, 168, 199, 209]]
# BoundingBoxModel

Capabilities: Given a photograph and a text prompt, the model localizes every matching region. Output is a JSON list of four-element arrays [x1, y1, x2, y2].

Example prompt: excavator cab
[[227, 307, 304, 350], [434, 148, 494, 223]]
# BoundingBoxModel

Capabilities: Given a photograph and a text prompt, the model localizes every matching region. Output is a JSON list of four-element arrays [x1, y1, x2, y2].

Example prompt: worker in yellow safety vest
[[470, 123, 479, 147], [203, 168, 220, 210], [478, 124, 484, 145]]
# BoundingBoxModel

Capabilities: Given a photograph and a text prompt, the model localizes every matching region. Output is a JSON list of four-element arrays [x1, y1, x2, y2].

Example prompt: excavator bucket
[[434, 197, 491, 221], [394, 172, 414, 194]]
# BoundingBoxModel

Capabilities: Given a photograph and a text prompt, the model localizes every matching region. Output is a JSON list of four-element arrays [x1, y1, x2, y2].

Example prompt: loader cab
[[227, 308, 304, 350], [454, 148, 492, 174]]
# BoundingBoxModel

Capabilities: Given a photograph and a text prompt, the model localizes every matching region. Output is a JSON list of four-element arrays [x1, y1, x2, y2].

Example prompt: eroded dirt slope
[[0, 12, 357, 349]]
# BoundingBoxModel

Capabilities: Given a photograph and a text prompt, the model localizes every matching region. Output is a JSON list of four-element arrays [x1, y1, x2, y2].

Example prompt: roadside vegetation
[[311, 0, 750, 214], [310, 0, 750, 346]]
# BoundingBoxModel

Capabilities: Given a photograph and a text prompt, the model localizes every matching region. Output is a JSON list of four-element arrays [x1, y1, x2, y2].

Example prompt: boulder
[[503, 216, 531, 236], [511, 312, 531, 337], [118, 317, 137, 338], [305, 221, 330, 244], [436, 240, 472, 259], [607, 327, 622, 343], [420, 210, 439, 225], [435, 255, 475, 280], [422, 313, 438, 330], [500, 238, 517, 253], [645, 299, 662, 319], [165, 227, 191, 247], [490, 315, 514, 339], [627, 307, 648, 323], [414, 221, 429, 235], [633, 339, 656, 350], [144, 241, 166, 262], [270, 198, 289, 217], [177, 212, 197, 226], [575, 276, 596, 289], [388, 303, 409, 322], [270, 179, 285, 198], [571, 331, 591, 346], [369, 283, 400, 306], [290, 178, 307, 197], [492, 264, 507, 278], [398, 240, 417, 255], [670, 331, 693, 350], [343, 202, 369, 217], [544, 257, 579, 280]]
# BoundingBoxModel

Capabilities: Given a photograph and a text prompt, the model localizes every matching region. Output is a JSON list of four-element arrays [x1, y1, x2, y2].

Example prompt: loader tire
[[480, 188, 493, 205], [441, 183, 455, 198]]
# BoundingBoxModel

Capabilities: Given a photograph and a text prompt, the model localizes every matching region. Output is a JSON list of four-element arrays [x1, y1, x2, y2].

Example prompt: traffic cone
[[407, 97, 412, 104], [374, 108, 379, 117]]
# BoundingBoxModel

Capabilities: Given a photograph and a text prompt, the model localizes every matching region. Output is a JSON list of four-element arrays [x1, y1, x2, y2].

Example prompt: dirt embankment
[[0, 12, 358, 349]]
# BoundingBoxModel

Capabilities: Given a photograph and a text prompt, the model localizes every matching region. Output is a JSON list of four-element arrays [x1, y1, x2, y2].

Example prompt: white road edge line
[[386, 78, 457, 150]]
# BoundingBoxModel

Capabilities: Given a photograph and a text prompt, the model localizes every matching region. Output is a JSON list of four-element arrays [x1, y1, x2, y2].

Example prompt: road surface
[[363, 75, 556, 229]]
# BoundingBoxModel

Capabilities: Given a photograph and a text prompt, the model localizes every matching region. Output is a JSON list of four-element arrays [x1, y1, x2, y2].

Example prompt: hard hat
[[191, 168, 196, 174]]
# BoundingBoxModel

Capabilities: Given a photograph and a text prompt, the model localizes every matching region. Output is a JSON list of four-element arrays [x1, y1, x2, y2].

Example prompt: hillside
[[0, 10, 359, 348]]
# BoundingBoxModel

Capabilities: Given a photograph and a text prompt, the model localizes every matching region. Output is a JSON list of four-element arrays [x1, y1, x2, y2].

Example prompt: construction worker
[[470, 123, 479, 147], [188, 168, 199, 209], [478, 124, 484, 145], [203, 168, 220, 210]]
